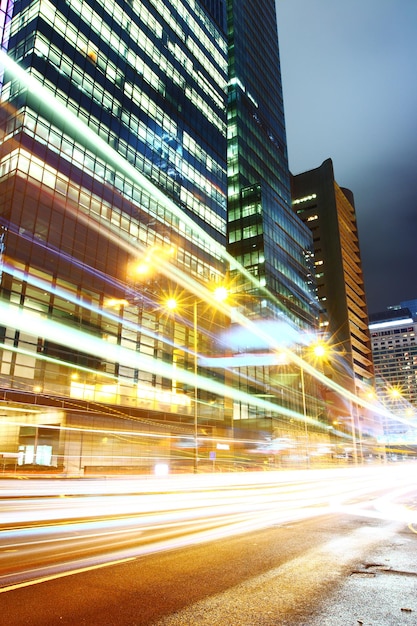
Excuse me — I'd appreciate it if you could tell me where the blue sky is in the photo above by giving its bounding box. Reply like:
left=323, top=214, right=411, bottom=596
left=276, top=0, right=417, bottom=313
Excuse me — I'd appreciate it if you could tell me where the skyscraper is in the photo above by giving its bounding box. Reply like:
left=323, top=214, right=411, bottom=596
left=225, top=0, right=323, bottom=440
left=291, top=159, right=378, bottom=447
left=0, top=0, right=334, bottom=472
left=0, top=0, right=230, bottom=472
left=369, top=305, right=417, bottom=447
left=226, top=0, right=317, bottom=326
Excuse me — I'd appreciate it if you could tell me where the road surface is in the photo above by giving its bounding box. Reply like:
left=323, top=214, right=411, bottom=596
left=1, top=465, right=416, bottom=624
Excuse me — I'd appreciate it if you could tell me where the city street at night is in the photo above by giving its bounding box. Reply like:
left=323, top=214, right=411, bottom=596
left=1, top=0, right=417, bottom=623
left=1, top=465, right=416, bottom=625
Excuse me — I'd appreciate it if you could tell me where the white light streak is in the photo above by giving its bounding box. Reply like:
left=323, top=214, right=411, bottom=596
left=0, top=466, right=416, bottom=591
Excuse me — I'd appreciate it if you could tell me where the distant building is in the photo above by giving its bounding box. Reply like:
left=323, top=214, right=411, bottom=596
left=388, top=299, right=417, bottom=322
left=291, top=159, right=377, bottom=444
left=369, top=306, right=417, bottom=442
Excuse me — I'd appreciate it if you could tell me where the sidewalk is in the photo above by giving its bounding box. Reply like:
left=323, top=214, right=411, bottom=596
left=308, top=523, right=417, bottom=626
left=152, top=514, right=417, bottom=626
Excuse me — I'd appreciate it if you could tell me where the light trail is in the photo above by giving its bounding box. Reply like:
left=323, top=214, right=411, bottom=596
left=0, top=476, right=363, bottom=526
left=0, top=464, right=416, bottom=593
left=0, top=299, right=328, bottom=428
left=1, top=258, right=305, bottom=427
left=2, top=251, right=404, bottom=431
left=2, top=258, right=171, bottom=348
left=0, top=51, right=412, bottom=434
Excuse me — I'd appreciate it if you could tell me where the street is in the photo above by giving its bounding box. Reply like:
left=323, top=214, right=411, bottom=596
left=1, top=465, right=416, bottom=625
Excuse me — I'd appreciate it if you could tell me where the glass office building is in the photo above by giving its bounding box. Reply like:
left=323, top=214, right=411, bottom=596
left=0, top=0, right=332, bottom=472
left=0, top=0, right=229, bottom=471
left=226, top=0, right=323, bottom=436
left=226, top=0, right=317, bottom=325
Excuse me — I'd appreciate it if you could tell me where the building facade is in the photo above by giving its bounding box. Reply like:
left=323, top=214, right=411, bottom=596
left=369, top=306, right=417, bottom=447
left=0, top=0, right=342, bottom=473
left=225, top=0, right=326, bottom=449
left=0, top=0, right=233, bottom=472
left=226, top=0, right=317, bottom=327
left=291, top=159, right=378, bottom=450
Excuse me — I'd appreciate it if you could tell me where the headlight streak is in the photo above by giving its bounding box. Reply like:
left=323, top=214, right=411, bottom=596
left=0, top=417, right=349, bottom=470
left=0, top=465, right=416, bottom=591
left=1, top=254, right=307, bottom=427
left=3, top=202, right=207, bottom=358
left=0, top=483, right=337, bottom=526
left=0, top=299, right=327, bottom=428
left=1, top=254, right=404, bottom=432
left=330, top=499, right=417, bottom=525
left=2, top=258, right=172, bottom=349
left=1, top=261, right=296, bottom=425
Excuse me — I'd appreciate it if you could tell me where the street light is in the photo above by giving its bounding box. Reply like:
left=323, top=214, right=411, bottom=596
left=299, top=364, right=309, bottom=468
left=310, top=340, right=360, bottom=465
left=298, top=341, right=329, bottom=469
left=388, top=386, right=402, bottom=401
left=293, top=342, right=328, bottom=469
left=166, top=286, right=228, bottom=473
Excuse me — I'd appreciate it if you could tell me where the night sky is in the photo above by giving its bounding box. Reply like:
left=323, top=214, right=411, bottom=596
left=276, top=0, right=417, bottom=315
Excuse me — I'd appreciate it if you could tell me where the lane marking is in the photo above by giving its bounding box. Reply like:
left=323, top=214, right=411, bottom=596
left=0, top=557, right=135, bottom=593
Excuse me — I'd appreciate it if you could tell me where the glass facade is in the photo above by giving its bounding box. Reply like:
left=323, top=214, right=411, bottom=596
left=0, top=0, right=229, bottom=449
left=225, top=0, right=322, bottom=430
left=0, top=0, right=333, bottom=471
left=226, top=0, right=317, bottom=327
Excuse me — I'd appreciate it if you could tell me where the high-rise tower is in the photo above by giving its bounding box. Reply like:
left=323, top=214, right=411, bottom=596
left=291, top=159, right=377, bottom=446
left=225, top=0, right=323, bottom=437
left=369, top=305, right=417, bottom=444
left=0, top=0, right=230, bottom=471
left=226, top=0, right=317, bottom=326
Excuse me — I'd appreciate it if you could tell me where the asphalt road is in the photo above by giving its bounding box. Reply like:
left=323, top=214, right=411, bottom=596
left=1, top=467, right=416, bottom=625
left=1, top=511, right=415, bottom=626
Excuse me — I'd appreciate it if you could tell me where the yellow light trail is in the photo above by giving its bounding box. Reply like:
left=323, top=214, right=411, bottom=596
left=0, top=298, right=328, bottom=428
left=0, top=465, right=416, bottom=591
left=0, top=52, right=411, bottom=433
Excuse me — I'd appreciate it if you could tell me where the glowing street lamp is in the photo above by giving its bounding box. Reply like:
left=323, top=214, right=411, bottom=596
left=309, top=339, right=360, bottom=465
left=312, top=343, right=326, bottom=359
left=388, top=386, right=402, bottom=401
left=165, top=286, right=228, bottom=473
left=298, top=340, right=329, bottom=469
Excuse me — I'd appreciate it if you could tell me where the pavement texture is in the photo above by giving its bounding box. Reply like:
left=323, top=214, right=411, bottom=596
left=307, top=524, right=417, bottom=626
left=152, top=521, right=417, bottom=626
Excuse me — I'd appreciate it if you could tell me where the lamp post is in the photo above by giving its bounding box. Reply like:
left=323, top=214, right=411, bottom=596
left=349, top=400, right=358, bottom=465
left=312, top=341, right=360, bottom=465
left=166, top=286, right=228, bottom=473
left=297, top=342, right=327, bottom=469
left=300, top=365, right=310, bottom=468
left=193, top=299, right=198, bottom=472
